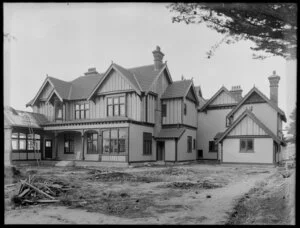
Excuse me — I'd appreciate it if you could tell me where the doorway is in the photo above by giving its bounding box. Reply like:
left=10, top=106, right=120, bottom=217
left=45, top=140, right=52, bottom=159
left=157, top=141, right=165, bottom=161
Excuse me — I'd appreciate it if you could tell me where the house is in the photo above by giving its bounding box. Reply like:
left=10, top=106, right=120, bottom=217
left=13, top=46, right=200, bottom=165
left=5, top=45, right=286, bottom=166
left=4, top=106, right=49, bottom=166
left=197, top=71, right=286, bottom=164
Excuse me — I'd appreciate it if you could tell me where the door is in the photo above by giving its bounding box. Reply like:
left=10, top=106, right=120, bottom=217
left=45, top=140, right=52, bottom=159
left=157, top=141, right=165, bottom=161
left=197, top=150, right=203, bottom=160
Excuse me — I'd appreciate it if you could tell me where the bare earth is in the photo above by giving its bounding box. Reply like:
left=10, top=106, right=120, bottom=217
left=4, top=164, right=293, bottom=224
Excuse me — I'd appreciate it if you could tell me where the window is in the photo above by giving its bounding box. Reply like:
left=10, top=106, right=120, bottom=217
left=193, top=139, right=196, bottom=150
left=209, top=141, right=218, bottom=152
left=107, top=96, right=125, bottom=117
left=27, top=134, right=40, bottom=150
left=75, top=103, right=89, bottom=119
left=102, top=128, right=128, bottom=154
left=55, top=102, right=63, bottom=120
left=162, top=104, right=167, bottom=117
left=187, top=136, right=192, bottom=153
left=184, top=103, right=187, bottom=115
left=87, top=133, right=98, bottom=154
left=64, top=135, right=74, bottom=154
left=240, top=139, right=254, bottom=153
left=143, top=132, right=152, bottom=155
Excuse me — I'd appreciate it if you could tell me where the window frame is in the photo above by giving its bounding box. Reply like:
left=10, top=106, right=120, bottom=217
left=184, top=103, right=187, bottom=115
left=75, top=102, right=89, bottom=119
left=209, top=141, right=218, bottom=152
left=102, top=128, right=128, bottom=154
left=64, top=134, right=75, bottom=154
left=193, top=139, right=196, bottom=150
left=107, top=95, right=126, bottom=117
left=143, top=132, right=152, bottom=155
left=187, top=136, right=192, bottom=153
left=87, top=133, right=98, bottom=154
left=55, top=102, right=63, bottom=121
left=162, top=103, right=167, bottom=117
left=240, top=138, right=254, bottom=153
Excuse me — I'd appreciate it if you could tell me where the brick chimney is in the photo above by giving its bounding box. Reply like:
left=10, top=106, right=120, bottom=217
left=84, top=67, right=98, bottom=75
left=268, top=70, right=280, bottom=105
left=152, top=46, right=164, bottom=71
left=230, top=85, right=243, bottom=101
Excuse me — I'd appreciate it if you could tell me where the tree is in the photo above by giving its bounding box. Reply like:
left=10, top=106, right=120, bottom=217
left=167, top=3, right=297, bottom=59
left=286, top=106, right=296, bottom=143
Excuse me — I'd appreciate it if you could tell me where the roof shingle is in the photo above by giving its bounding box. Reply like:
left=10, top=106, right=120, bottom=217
left=161, top=80, right=192, bottom=99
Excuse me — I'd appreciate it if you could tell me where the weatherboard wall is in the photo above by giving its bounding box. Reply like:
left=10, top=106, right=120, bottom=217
left=177, top=128, right=197, bottom=161
left=162, top=99, right=182, bottom=125
left=233, top=103, right=277, bottom=135
left=222, top=138, right=273, bottom=163
left=183, top=99, right=197, bottom=127
left=210, top=91, right=237, bottom=105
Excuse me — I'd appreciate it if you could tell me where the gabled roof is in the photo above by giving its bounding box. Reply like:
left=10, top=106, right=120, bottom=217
left=161, top=80, right=199, bottom=104
left=156, top=127, right=186, bottom=139
left=226, top=86, right=287, bottom=122
left=47, top=76, right=72, bottom=100
left=199, top=86, right=238, bottom=111
left=216, top=109, right=285, bottom=145
left=4, top=106, right=49, bottom=129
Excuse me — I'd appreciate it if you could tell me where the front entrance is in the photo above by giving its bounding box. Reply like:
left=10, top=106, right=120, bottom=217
left=45, top=140, right=52, bottom=159
left=157, top=141, right=165, bottom=161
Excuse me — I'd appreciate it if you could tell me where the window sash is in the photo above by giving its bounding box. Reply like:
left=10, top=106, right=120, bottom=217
left=143, top=132, right=152, bottom=155
left=107, top=96, right=125, bottom=117
left=102, top=128, right=127, bottom=154
left=240, top=139, right=254, bottom=153
left=162, top=104, right=167, bottom=117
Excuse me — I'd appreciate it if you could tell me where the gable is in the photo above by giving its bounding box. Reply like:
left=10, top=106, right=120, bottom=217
left=210, top=90, right=237, bottom=106
left=97, top=69, right=134, bottom=94
left=228, top=115, right=267, bottom=136
left=149, top=70, right=171, bottom=95
left=244, top=91, right=266, bottom=104
left=186, top=86, right=197, bottom=103
left=39, top=82, right=53, bottom=101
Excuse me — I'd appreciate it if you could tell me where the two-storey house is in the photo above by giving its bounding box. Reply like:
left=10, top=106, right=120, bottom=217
left=18, top=46, right=199, bottom=164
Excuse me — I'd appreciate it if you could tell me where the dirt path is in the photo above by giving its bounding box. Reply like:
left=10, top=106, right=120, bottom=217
left=5, top=169, right=273, bottom=224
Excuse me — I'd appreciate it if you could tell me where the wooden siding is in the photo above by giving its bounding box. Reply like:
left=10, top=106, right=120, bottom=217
left=147, top=94, right=156, bottom=123
left=228, top=115, right=267, bottom=136
left=97, top=69, right=133, bottom=94
left=126, top=93, right=142, bottom=121
left=211, top=91, right=236, bottom=105
left=39, top=82, right=53, bottom=100
left=183, top=99, right=197, bottom=127
left=162, top=99, right=182, bottom=124
left=36, top=102, right=54, bottom=121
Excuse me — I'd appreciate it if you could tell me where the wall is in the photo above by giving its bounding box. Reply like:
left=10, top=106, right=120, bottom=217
left=147, top=94, right=156, bottom=124
left=162, top=99, right=182, bottom=125
left=56, top=132, right=82, bottom=160
left=35, top=102, right=54, bottom=122
left=183, top=99, right=197, bottom=127
left=97, top=69, right=133, bottom=93
left=233, top=103, right=277, bottom=135
left=177, top=128, right=197, bottom=161
left=211, top=91, right=237, bottom=105
left=128, top=124, right=156, bottom=162
left=197, top=108, right=232, bottom=159
left=228, top=115, right=267, bottom=136
left=165, top=140, right=176, bottom=161
left=4, top=128, right=12, bottom=166
left=222, top=138, right=273, bottom=163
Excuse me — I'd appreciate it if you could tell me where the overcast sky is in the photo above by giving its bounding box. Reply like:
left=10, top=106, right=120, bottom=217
left=4, top=3, right=296, bottom=128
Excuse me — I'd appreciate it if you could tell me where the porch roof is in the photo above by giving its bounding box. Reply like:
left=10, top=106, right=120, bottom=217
left=156, top=127, right=186, bottom=139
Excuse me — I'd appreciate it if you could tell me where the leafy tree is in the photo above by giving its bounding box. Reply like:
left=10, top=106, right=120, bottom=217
left=286, top=106, right=296, bottom=143
left=167, top=3, right=297, bottom=59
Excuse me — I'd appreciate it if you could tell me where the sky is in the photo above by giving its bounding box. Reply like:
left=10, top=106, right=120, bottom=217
left=4, top=3, right=297, bottom=129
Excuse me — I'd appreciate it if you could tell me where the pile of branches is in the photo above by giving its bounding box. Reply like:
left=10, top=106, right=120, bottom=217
left=12, top=175, right=72, bottom=206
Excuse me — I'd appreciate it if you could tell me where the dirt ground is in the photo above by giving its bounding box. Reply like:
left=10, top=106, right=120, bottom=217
left=4, top=163, right=295, bottom=224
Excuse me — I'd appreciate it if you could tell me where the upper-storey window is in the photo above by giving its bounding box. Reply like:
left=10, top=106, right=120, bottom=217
left=75, top=103, right=89, bottom=119
left=107, top=96, right=125, bottom=117
left=184, top=103, right=187, bottom=115
left=55, top=102, right=63, bottom=120
left=162, top=104, right=167, bottom=117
